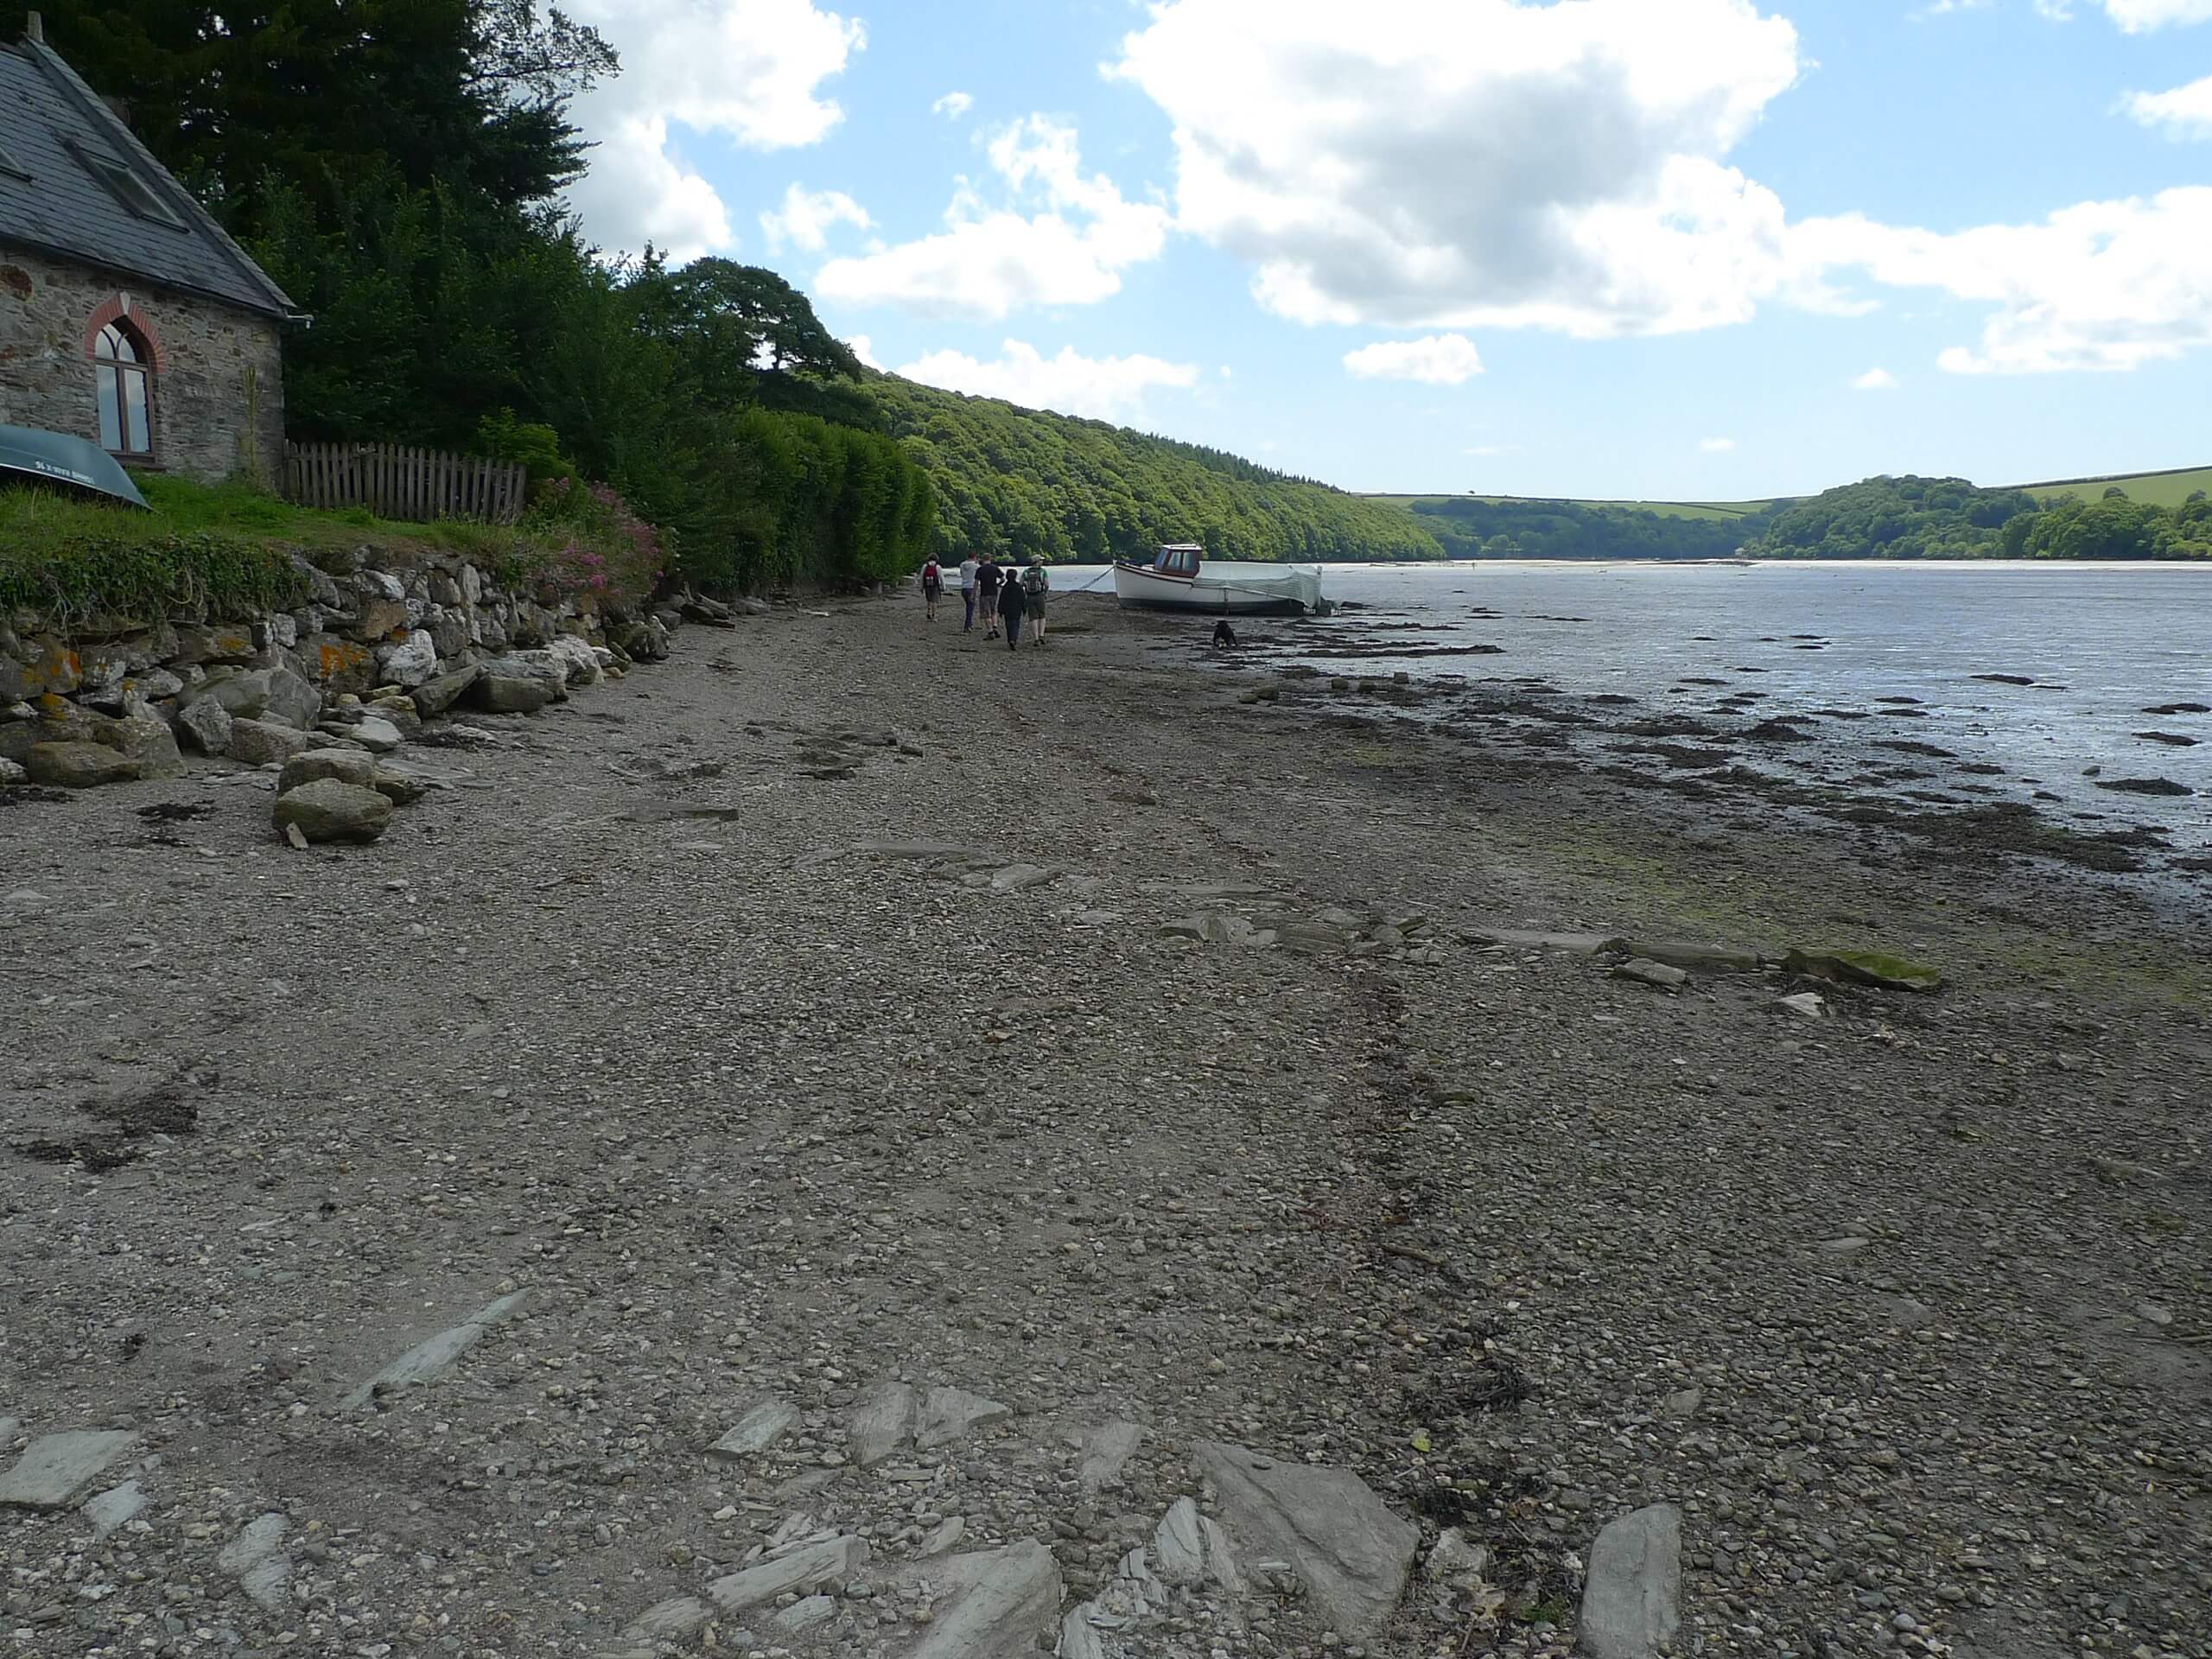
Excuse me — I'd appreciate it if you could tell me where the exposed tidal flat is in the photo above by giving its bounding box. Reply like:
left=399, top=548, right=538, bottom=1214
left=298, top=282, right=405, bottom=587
left=1, top=590, right=2207, bottom=1659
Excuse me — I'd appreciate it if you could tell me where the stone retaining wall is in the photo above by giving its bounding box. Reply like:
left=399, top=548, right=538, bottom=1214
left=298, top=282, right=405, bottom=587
left=0, top=540, right=677, bottom=791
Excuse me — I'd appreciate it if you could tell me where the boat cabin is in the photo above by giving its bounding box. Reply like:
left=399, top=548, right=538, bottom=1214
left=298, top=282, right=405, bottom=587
left=1153, top=543, right=1203, bottom=577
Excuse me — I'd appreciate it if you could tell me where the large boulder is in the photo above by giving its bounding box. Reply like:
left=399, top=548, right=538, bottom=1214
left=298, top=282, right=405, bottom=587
left=377, top=629, right=439, bottom=688
left=0, top=635, right=82, bottom=700
left=297, top=634, right=378, bottom=696
left=410, top=663, right=481, bottom=717
left=168, top=622, right=257, bottom=666
left=27, top=741, right=139, bottom=788
left=273, top=777, right=393, bottom=843
left=0, top=701, right=99, bottom=766
left=175, top=696, right=234, bottom=756
left=427, top=609, right=470, bottom=658
left=228, top=718, right=316, bottom=766
left=541, top=634, right=602, bottom=687
left=188, top=669, right=270, bottom=722
left=260, top=664, right=323, bottom=731
left=346, top=571, right=410, bottom=641
left=470, top=658, right=564, bottom=715
left=278, top=748, right=378, bottom=792
left=95, top=712, right=185, bottom=780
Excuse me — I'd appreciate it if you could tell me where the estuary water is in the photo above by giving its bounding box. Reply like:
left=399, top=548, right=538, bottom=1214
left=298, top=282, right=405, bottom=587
left=1057, top=558, right=2212, bottom=851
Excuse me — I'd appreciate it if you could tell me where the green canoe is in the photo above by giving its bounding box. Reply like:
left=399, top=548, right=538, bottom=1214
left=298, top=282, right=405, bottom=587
left=0, top=422, right=150, bottom=508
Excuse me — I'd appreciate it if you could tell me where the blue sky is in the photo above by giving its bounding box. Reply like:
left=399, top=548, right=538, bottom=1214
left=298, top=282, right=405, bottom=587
left=561, top=0, right=2212, bottom=499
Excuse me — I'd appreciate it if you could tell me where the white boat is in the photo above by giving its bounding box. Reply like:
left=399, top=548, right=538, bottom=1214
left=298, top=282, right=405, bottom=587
left=1111, top=544, right=1329, bottom=616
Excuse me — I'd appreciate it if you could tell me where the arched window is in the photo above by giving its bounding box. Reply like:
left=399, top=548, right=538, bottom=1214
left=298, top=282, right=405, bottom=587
left=93, top=320, right=154, bottom=456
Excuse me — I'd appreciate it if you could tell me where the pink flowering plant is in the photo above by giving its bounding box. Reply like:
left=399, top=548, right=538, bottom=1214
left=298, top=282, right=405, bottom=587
left=512, top=477, right=669, bottom=612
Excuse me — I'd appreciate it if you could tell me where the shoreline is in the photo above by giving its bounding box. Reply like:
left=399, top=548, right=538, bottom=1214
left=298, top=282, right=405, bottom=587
left=2, top=594, right=2207, bottom=1659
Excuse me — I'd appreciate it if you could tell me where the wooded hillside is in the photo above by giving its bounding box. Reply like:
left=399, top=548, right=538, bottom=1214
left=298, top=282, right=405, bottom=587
left=869, top=378, right=1443, bottom=565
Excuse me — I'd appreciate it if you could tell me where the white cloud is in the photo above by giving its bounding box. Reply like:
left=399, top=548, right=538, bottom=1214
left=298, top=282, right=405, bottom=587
left=817, top=116, right=1171, bottom=317
left=1701, top=436, right=1737, bottom=452
left=2123, top=73, right=2212, bottom=137
left=1797, top=188, right=2212, bottom=372
left=2094, top=0, right=2212, bottom=27
left=848, top=334, right=882, bottom=371
left=563, top=0, right=864, bottom=260
left=933, top=91, right=975, bottom=119
left=1343, top=334, right=1486, bottom=385
left=760, top=183, right=874, bottom=252
left=893, top=339, right=1200, bottom=421
left=1852, top=366, right=1900, bottom=390
left=1108, top=0, right=1808, bottom=339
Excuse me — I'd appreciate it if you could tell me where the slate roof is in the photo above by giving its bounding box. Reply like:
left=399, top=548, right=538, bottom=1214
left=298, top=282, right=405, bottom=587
left=0, top=33, right=296, bottom=319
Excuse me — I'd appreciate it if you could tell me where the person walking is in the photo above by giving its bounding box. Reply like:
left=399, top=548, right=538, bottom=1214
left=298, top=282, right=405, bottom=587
left=976, top=556, right=1004, bottom=640
left=1020, top=556, right=1050, bottom=646
left=920, top=556, right=944, bottom=623
left=998, top=564, right=1027, bottom=649
left=958, top=552, right=980, bottom=632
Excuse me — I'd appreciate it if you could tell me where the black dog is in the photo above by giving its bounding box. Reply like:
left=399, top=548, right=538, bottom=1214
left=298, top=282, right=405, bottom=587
left=1211, top=619, right=1240, bottom=648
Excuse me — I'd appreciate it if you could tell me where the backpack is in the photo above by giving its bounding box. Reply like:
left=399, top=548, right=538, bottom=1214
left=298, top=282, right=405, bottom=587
left=1022, top=563, right=1047, bottom=594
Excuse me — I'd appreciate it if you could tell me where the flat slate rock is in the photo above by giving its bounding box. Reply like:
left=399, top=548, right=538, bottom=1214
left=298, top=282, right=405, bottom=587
left=1462, top=925, right=1615, bottom=956
left=1194, top=1442, right=1417, bottom=1637
left=82, top=1478, right=148, bottom=1541
left=1074, top=1420, right=1146, bottom=1492
left=849, top=1379, right=918, bottom=1466
left=345, top=1290, right=528, bottom=1408
left=915, top=1385, right=1012, bottom=1449
left=708, top=1534, right=870, bottom=1611
left=0, top=1430, right=141, bottom=1510
left=899, top=1541, right=1063, bottom=1659
left=1579, top=1503, right=1683, bottom=1659
left=709, top=1397, right=800, bottom=1461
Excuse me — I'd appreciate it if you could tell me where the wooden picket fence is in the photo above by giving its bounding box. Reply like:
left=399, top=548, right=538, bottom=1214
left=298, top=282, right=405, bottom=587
left=283, top=442, right=527, bottom=524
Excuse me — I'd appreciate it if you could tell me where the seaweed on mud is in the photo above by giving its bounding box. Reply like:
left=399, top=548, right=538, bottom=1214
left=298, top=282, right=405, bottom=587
left=11, top=1083, right=200, bottom=1173
left=0, top=786, right=73, bottom=806
left=1901, top=803, right=2167, bottom=873
left=137, top=801, right=213, bottom=823
left=1745, top=718, right=1815, bottom=743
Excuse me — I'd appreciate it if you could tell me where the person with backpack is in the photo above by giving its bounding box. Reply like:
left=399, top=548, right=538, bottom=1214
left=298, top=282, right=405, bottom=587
left=976, top=556, right=1004, bottom=640
left=997, top=562, right=1027, bottom=649
left=919, top=556, right=944, bottom=623
left=1020, top=557, right=1050, bottom=646
left=958, top=552, right=980, bottom=632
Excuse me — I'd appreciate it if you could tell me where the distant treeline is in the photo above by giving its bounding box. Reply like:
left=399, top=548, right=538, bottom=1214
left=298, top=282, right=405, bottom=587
left=872, top=377, right=1441, bottom=565
left=1407, top=476, right=2212, bottom=563
left=1408, top=497, right=1773, bottom=561
left=1750, top=476, right=2212, bottom=562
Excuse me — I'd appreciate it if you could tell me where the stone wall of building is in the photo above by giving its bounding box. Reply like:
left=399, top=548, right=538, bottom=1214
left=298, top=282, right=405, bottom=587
left=0, top=245, right=285, bottom=485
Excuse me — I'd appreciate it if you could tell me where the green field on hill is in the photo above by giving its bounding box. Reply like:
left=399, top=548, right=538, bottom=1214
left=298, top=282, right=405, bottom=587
left=2017, top=467, right=2212, bottom=511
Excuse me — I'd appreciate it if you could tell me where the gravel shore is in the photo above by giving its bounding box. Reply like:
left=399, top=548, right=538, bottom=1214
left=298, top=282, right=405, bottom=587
left=3, top=591, right=2207, bottom=1659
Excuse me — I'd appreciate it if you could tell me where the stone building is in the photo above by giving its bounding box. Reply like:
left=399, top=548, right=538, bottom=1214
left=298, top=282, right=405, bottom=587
left=0, top=14, right=296, bottom=485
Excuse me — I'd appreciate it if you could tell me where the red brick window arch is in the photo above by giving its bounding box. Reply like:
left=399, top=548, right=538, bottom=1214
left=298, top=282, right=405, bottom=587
left=86, top=299, right=161, bottom=458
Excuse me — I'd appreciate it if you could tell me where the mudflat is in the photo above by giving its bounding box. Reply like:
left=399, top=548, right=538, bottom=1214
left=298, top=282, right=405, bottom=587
left=2, top=592, right=2206, bottom=1659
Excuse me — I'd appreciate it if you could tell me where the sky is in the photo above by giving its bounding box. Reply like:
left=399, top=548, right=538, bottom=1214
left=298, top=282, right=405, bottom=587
left=555, top=0, right=2212, bottom=500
